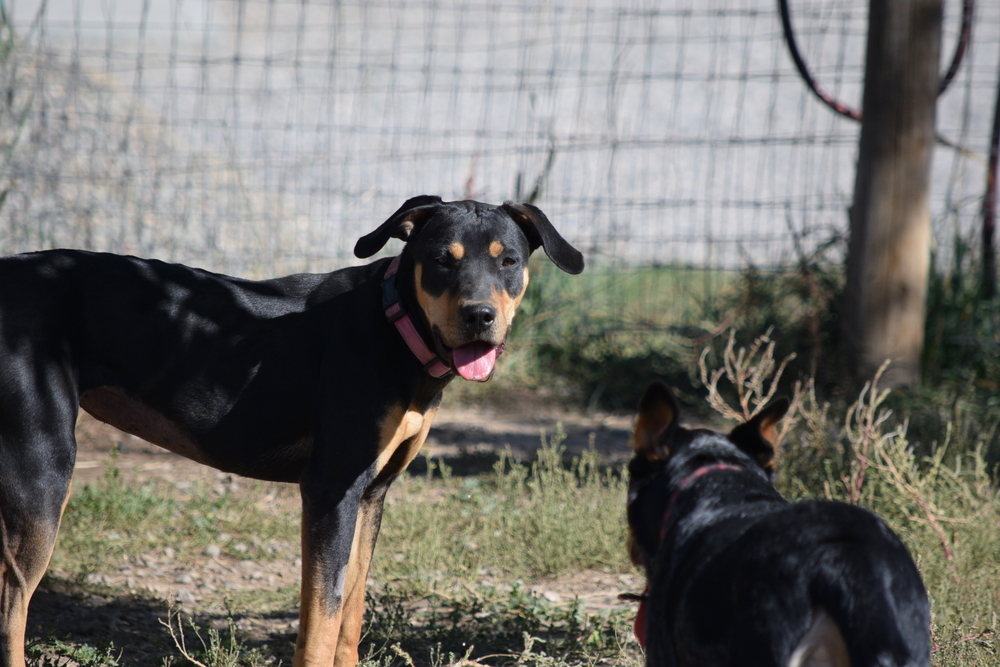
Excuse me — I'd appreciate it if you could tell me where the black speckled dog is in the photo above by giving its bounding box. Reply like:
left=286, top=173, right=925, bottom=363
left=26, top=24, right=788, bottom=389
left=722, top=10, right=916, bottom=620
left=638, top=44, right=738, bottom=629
left=626, top=381, right=930, bottom=667
left=0, top=196, right=583, bottom=667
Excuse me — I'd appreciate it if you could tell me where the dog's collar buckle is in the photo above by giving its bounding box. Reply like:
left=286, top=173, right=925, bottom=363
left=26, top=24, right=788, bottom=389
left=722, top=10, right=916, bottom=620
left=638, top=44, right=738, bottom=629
left=382, top=255, right=452, bottom=378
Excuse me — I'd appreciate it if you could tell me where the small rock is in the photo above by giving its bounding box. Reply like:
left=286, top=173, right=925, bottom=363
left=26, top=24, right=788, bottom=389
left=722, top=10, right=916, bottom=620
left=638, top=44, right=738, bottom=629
left=205, top=544, right=222, bottom=558
left=163, top=547, right=176, bottom=559
left=175, top=573, right=195, bottom=585
left=175, top=588, right=197, bottom=604
left=233, top=542, right=249, bottom=554
left=543, top=591, right=562, bottom=603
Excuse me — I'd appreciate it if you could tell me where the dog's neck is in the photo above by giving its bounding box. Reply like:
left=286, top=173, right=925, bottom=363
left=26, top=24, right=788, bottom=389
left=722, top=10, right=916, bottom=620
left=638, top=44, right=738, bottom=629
left=382, top=254, right=452, bottom=378
left=657, top=462, right=744, bottom=540
left=631, top=461, right=744, bottom=650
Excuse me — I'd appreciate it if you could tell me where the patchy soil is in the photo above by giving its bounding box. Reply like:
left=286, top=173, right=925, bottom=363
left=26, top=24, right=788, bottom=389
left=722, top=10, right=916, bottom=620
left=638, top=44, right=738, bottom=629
left=29, top=405, right=640, bottom=665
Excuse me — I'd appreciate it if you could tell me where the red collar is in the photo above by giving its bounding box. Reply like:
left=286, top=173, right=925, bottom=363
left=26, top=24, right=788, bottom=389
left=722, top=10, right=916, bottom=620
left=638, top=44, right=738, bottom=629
left=382, top=255, right=452, bottom=378
left=632, top=462, right=743, bottom=649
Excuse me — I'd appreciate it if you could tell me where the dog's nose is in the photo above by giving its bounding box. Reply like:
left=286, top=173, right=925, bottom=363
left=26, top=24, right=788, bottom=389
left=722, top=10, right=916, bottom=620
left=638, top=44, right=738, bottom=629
left=460, top=303, right=496, bottom=332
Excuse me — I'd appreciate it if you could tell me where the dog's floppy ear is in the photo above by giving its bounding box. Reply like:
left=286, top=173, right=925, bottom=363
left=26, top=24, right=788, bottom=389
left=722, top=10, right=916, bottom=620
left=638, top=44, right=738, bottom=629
left=631, top=381, right=680, bottom=460
left=354, top=195, right=445, bottom=258
left=728, top=398, right=789, bottom=475
left=501, top=201, right=585, bottom=275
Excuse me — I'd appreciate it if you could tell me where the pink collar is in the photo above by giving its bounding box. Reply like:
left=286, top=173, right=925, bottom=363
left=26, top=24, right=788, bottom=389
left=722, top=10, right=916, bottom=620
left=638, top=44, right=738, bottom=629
left=382, top=255, right=453, bottom=378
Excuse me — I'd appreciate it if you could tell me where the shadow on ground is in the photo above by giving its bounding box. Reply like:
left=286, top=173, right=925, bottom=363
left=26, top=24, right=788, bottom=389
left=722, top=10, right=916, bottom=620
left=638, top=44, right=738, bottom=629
left=412, top=416, right=632, bottom=476
left=421, top=409, right=634, bottom=474
left=28, top=578, right=297, bottom=665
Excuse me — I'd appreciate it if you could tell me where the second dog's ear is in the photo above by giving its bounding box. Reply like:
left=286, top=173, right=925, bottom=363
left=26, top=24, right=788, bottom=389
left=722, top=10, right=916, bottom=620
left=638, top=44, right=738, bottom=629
left=502, top=201, right=585, bottom=275
left=354, top=195, right=445, bottom=258
left=728, top=398, right=789, bottom=475
left=631, top=381, right=680, bottom=459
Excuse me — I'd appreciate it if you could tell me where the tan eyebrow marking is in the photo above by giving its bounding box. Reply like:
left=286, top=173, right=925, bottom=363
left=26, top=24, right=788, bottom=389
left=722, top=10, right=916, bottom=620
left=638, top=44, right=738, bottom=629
left=449, top=242, right=465, bottom=260
left=489, top=241, right=504, bottom=258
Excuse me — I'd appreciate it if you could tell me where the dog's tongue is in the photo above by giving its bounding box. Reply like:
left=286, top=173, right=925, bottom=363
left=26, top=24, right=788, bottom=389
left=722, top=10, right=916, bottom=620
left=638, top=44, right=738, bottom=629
left=453, top=342, right=498, bottom=382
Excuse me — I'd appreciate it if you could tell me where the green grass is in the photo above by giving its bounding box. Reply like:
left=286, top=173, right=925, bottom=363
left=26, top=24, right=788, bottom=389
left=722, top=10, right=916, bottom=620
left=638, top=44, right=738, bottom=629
left=360, top=585, right=637, bottom=667
left=27, top=638, right=122, bottom=667
left=53, top=454, right=301, bottom=580
left=374, top=436, right=630, bottom=591
left=512, top=260, right=734, bottom=341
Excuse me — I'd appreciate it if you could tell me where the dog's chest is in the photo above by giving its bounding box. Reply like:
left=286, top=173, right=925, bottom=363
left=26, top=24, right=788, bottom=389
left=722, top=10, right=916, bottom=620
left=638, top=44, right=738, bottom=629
left=374, top=403, right=439, bottom=475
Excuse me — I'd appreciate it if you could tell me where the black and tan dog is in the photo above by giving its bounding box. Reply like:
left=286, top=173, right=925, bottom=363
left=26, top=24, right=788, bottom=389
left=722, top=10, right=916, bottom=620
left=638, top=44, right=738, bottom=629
left=626, top=382, right=930, bottom=667
left=0, top=196, right=583, bottom=667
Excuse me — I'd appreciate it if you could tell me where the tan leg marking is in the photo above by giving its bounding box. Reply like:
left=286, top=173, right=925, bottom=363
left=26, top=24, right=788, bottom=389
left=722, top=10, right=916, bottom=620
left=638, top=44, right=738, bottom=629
left=332, top=500, right=382, bottom=667
left=294, top=521, right=342, bottom=667
left=1, top=483, right=71, bottom=667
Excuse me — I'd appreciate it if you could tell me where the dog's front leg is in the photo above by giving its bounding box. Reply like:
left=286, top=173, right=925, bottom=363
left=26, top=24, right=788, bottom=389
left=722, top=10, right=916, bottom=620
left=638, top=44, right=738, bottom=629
left=294, top=469, right=364, bottom=667
left=295, top=458, right=392, bottom=667
left=332, top=485, right=389, bottom=667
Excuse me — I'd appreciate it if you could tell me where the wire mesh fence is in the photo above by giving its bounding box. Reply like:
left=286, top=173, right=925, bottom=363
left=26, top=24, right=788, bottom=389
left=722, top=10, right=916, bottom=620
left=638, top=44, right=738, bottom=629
left=0, top=0, right=997, bottom=285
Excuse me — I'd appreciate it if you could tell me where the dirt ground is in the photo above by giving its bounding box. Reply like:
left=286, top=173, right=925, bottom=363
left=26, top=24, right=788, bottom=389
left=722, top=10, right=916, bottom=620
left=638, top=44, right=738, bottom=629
left=28, top=405, right=641, bottom=665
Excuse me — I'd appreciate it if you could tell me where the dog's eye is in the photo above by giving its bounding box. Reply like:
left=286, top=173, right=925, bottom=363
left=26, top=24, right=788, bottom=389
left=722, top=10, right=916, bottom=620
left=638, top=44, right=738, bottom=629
left=502, top=257, right=517, bottom=267
left=435, top=256, right=450, bottom=265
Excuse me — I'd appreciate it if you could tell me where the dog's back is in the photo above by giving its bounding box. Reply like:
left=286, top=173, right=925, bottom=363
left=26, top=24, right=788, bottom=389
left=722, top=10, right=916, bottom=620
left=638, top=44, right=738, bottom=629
left=627, top=382, right=930, bottom=667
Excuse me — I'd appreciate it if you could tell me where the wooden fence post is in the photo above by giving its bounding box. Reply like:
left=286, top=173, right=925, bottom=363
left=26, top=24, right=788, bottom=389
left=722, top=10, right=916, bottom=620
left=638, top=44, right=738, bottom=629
left=843, top=0, right=943, bottom=387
